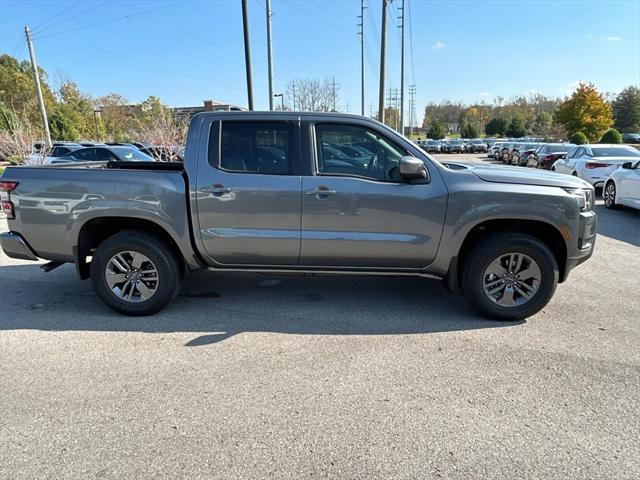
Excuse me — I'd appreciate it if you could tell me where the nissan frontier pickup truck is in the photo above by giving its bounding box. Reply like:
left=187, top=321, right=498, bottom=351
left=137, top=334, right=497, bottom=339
left=0, top=112, right=596, bottom=319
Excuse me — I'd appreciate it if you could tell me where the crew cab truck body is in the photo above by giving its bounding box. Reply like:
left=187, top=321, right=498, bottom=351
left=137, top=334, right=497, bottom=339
left=1, top=112, right=596, bottom=320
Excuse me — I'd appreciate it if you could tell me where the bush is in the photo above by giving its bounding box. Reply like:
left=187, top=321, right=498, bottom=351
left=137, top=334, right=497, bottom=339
left=599, top=128, right=622, bottom=144
left=569, top=132, right=588, bottom=145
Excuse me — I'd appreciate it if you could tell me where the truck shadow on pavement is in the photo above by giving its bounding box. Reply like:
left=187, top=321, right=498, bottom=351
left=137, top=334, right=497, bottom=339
left=0, top=265, right=523, bottom=345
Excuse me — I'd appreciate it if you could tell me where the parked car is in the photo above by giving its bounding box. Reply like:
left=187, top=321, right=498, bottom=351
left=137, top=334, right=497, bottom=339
left=489, top=141, right=507, bottom=159
left=511, top=143, right=541, bottom=166
left=25, top=143, right=82, bottom=165
left=440, top=140, right=451, bottom=153
left=621, top=133, right=640, bottom=144
left=499, top=142, right=517, bottom=163
left=526, top=144, right=575, bottom=169
left=0, top=111, right=596, bottom=320
left=603, top=159, right=640, bottom=210
left=52, top=146, right=156, bottom=164
left=424, top=140, right=442, bottom=153
left=447, top=140, right=465, bottom=153
left=467, top=139, right=488, bottom=153
left=551, top=144, right=640, bottom=188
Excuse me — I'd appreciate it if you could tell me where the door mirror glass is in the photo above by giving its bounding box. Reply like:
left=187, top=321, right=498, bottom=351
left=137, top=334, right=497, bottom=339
left=622, top=161, right=633, bottom=169
left=399, top=156, right=427, bottom=179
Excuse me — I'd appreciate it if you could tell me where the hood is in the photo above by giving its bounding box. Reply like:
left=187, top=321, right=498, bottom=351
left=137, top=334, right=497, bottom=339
left=470, top=165, right=591, bottom=189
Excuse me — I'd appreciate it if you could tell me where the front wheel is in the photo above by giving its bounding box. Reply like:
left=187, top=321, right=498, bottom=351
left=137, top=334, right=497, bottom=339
left=90, top=232, right=183, bottom=315
left=461, top=233, right=559, bottom=320
left=603, top=181, right=618, bottom=209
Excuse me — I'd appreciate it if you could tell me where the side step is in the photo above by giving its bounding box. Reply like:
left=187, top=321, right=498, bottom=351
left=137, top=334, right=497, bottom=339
left=40, top=261, right=64, bottom=273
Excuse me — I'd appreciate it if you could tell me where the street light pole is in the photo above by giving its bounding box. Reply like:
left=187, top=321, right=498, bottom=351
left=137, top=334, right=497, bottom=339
left=241, top=0, right=254, bottom=110
left=93, top=108, right=101, bottom=141
left=274, top=93, right=284, bottom=110
left=266, top=0, right=274, bottom=110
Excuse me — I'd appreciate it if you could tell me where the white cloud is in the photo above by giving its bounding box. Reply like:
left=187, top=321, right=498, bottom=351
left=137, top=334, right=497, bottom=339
left=605, top=36, right=622, bottom=41
left=478, top=91, right=490, bottom=97
left=432, top=41, right=446, bottom=50
left=560, top=80, right=583, bottom=95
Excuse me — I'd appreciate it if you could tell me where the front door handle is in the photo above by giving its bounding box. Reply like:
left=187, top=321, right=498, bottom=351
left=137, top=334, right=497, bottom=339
left=305, top=187, right=336, bottom=196
left=200, top=185, right=231, bottom=195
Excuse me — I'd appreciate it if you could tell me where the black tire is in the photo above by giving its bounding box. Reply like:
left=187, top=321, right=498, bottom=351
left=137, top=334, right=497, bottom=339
left=90, top=231, right=183, bottom=316
left=461, top=233, right=559, bottom=321
left=603, top=181, right=618, bottom=209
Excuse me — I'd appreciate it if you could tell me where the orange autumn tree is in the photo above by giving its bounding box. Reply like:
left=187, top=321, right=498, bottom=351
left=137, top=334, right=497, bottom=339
left=555, top=82, right=613, bottom=142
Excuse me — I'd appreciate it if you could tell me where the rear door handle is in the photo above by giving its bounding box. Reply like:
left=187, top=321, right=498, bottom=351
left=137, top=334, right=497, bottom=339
left=305, top=188, right=336, bottom=196
left=200, top=186, right=231, bottom=195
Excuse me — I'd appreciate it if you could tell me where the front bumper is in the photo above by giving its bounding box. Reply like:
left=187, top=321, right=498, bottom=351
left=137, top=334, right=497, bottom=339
left=561, top=211, right=597, bottom=282
left=0, top=231, right=39, bottom=261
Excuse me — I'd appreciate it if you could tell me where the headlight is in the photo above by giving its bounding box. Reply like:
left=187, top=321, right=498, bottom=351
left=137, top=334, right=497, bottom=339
left=564, top=187, right=594, bottom=212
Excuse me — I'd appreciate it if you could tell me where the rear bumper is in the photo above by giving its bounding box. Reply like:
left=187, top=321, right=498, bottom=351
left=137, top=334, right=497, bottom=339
left=0, top=231, right=39, bottom=261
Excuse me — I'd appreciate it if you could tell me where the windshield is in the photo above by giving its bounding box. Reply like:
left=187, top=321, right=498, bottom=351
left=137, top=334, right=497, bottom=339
left=591, top=147, right=640, bottom=157
left=111, top=147, right=155, bottom=161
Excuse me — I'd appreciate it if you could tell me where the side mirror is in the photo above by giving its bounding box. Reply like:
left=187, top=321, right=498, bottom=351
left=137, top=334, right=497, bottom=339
left=399, top=156, right=427, bottom=179
left=622, top=162, right=633, bottom=169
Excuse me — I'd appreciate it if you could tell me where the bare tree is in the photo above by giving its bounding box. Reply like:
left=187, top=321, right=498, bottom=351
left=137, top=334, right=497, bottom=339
left=286, top=78, right=336, bottom=112
left=133, top=100, right=187, bottom=161
left=0, top=111, right=42, bottom=164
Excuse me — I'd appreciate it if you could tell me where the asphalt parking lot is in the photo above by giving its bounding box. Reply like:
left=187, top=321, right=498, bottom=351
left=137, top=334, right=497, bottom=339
left=1, top=156, right=639, bottom=479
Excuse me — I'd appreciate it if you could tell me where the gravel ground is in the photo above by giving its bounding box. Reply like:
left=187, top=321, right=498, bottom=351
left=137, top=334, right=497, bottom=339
left=1, top=157, right=639, bottom=479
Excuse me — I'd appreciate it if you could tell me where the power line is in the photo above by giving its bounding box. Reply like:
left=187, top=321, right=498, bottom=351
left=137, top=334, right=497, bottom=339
left=33, top=1, right=190, bottom=40
left=30, top=0, right=84, bottom=35
left=280, top=0, right=351, bottom=32
left=31, top=0, right=110, bottom=36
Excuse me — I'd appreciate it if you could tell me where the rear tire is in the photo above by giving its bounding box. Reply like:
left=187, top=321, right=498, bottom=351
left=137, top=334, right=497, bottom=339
left=90, top=232, right=182, bottom=316
left=461, top=233, right=559, bottom=321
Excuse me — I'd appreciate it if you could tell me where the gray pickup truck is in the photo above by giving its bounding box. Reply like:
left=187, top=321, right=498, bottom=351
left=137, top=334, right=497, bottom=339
left=0, top=112, right=596, bottom=320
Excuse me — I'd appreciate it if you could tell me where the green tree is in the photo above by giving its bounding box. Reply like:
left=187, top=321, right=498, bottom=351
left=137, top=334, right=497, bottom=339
left=555, top=82, right=613, bottom=141
left=460, top=122, right=478, bottom=138
left=612, top=86, right=640, bottom=133
left=569, top=132, right=588, bottom=145
left=485, top=117, right=507, bottom=136
left=426, top=120, right=446, bottom=139
left=505, top=116, right=527, bottom=137
left=531, top=111, right=553, bottom=138
left=599, top=128, right=622, bottom=144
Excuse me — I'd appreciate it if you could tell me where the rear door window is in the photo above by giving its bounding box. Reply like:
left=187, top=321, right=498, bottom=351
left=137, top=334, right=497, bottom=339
left=217, top=122, right=291, bottom=175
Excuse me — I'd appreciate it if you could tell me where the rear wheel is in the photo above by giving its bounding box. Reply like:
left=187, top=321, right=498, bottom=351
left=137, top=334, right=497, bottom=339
left=90, top=232, right=182, bottom=315
left=603, top=181, right=618, bottom=209
left=461, top=233, right=559, bottom=320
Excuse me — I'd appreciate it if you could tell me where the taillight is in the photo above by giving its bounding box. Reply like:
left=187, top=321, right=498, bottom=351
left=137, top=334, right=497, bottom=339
left=0, top=181, right=18, bottom=192
left=1, top=200, right=15, bottom=219
left=585, top=162, right=609, bottom=169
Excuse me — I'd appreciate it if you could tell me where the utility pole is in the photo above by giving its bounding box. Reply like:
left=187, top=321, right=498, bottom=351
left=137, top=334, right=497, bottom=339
left=331, top=77, right=338, bottom=112
left=24, top=26, right=51, bottom=148
left=241, top=0, right=254, bottom=110
left=266, top=0, right=274, bottom=110
left=409, top=84, right=416, bottom=137
left=378, top=0, right=388, bottom=124
left=357, top=0, right=365, bottom=116
left=369, top=103, right=375, bottom=118
left=398, top=0, right=405, bottom=136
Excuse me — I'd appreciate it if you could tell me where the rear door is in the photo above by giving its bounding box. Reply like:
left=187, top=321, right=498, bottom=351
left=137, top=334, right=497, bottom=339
left=195, top=120, right=302, bottom=266
left=299, top=121, right=447, bottom=268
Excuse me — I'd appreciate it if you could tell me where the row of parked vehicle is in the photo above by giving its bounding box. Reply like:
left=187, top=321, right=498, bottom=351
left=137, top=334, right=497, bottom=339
left=25, top=141, right=184, bottom=165
left=418, top=138, right=505, bottom=154
left=490, top=140, right=640, bottom=210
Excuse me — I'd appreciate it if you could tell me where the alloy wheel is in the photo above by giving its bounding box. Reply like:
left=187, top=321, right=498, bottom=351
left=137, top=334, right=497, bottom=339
left=482, top=253, right=541, bottom=307
left=604, top=183, right=616, bottom=207
left=105, top=250, right=159, bottom=303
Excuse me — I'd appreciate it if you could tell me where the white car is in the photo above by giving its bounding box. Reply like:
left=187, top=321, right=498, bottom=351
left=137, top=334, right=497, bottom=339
left=603, top=159, right=640, bottom=210
left=551, top=144, right=640, bottom=188
left=24, top=144, right=82, bottom=166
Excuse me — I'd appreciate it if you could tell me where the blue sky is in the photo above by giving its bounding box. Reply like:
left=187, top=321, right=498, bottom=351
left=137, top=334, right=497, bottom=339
left=1, top=0, right=639, bottom=124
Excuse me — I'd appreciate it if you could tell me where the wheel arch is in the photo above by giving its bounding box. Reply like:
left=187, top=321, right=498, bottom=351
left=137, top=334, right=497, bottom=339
left=446, top=219, right=567, bottom=292
left=75, top=216, right=199, bottom=280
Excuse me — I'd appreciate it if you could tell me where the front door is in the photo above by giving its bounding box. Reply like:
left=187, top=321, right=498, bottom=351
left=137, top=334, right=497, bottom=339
left=300, top=122, right=447, bottom=268
left=195, top=120, right=301, bottom=266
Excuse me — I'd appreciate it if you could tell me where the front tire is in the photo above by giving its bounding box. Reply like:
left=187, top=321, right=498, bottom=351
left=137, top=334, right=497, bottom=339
left=603, top=181, right=618, bottom=209
left=90, top=232, right=183, bottom=316
left=461, top=233, right=559, bottom=320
